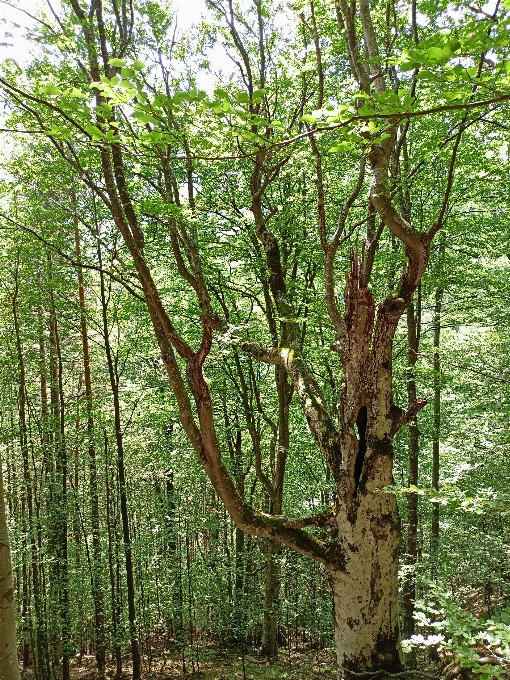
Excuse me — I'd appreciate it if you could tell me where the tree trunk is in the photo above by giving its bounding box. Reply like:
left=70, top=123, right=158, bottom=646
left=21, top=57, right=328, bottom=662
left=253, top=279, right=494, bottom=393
left=12, top=290, right=31, bottom=670
left=48, top=258, right=71, bottom=680
left=261, top=541, right=280, bottom=658
left=36, top=302, right=52, bottom=680
left=98, top=242, right=141, bottom=680
left=330, top=252, right=426, bottom=678
left=74, top=218, right=106, bottom=678
left=431, top=284, right=443, bottom=565
left=403, top=292, right=421, bottom=640
left=0, top=452, right=21, bottom=680
left=331, top=476, right=401, bottom=676
left=104, top=434, right=123, bottom=680
left=261, top=366, right=291, bottom=658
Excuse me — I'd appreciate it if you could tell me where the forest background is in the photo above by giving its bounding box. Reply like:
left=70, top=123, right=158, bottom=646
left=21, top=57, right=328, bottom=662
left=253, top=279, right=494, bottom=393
left=0, top=1, right=509, bottom=680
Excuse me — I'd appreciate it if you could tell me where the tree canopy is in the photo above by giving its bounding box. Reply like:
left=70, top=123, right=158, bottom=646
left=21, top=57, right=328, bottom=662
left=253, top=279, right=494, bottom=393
left=0, top=1, right=510, bottom=680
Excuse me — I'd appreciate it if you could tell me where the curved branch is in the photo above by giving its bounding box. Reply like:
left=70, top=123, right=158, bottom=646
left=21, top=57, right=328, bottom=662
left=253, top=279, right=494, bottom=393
left=241, top=343, right=342, bottom=484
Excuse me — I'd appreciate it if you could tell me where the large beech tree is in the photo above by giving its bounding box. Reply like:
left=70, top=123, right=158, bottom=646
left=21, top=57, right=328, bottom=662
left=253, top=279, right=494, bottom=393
left=1, top=0, right=510, bottom=677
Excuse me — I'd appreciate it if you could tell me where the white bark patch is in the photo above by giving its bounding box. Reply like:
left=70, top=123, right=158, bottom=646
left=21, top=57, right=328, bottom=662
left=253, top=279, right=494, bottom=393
left=330, top=491, right=400, bottom=678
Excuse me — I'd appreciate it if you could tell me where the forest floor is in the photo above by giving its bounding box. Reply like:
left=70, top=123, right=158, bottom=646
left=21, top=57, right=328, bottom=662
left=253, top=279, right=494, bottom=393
left=24, top=648, right=338, bottom=680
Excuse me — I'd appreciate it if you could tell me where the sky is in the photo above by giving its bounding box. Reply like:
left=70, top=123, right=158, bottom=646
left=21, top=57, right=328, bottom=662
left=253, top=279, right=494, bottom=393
left=0, top=0, right=208, bottom=64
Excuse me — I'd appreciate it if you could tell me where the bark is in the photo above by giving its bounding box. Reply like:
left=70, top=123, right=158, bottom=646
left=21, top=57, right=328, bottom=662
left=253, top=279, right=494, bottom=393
left=261, top=366, right=291, bottom=658
left=261, top=541, right=281, bottom=658
left=0, top=453, right=21, bottom=680
left=36, top=305, right=52, bottom=680
left=431, top=284, right=443, bottom=564
left=104, top=434, right=123, bottom=680
left=98, top=242, right=141, bottom=680
left=48, top=257, right=72, bottom=680
left=12, top=290, right=30, bottom=670
left=74, top=218, right=106, bottom=678
left=330, top=493, right=401, bottom=675
left=403, top=294, right=421, bottom=640
left=327, top=254, right=406, bottom=676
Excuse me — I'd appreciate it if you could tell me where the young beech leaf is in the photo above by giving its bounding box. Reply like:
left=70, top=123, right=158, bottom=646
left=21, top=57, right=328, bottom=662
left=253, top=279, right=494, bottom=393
left=301, top=114, right=318, bottom=123
left=400, top=62, right=417, bottom=72
left=85, top=124, right=103, bottom=139
left=373, top=133, right=391, bottom=143
left=236, top=92, right=251, bottom=104
left=109, top=57, right=126, bottom=67
left=67, top=87, right=87, bottom=98
left=41, top=84, right=61, bottom=96
left=214, top=87, right=229, bottom=99
left=329, top=142, right=351, bottom=152
left=132, top=60, right=145, bottom=70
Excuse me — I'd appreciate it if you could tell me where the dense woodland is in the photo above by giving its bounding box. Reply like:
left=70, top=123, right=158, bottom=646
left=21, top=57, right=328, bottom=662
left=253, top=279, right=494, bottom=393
left=0, top=1, right=509, bottom=680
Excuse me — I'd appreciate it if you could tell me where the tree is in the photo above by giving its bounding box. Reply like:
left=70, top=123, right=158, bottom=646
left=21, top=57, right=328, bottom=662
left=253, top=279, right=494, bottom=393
left=1, top=0, right=510, bottom=676
left=0, top=453, right=21, bottom=680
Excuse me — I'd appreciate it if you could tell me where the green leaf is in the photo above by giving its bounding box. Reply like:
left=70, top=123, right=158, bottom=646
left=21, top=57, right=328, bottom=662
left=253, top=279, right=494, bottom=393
left=132, top=60, right=145, bottom=70
left=41, top=84, right=62, bottom=96
left=426, top=46, right=452, bottom=62
left=373, top=133, right=391, bottom=143
left=85, top=124, right=103, bottom=139
left=109, top=57, right=126, bottom=67
left=118, top=80, right=135, bottom=90
left=214, top=87, right=229, bottom=100
left=66, top=87, right=87, bottom=99
left=121, top=67, right=135, bottom=78
left=235, top=92, right=251, bottom=104
left=252, top=88, right=266, bottom=102
left=300, top=114, right=318, bottom=123
left=328, top=142, right=351, bottom=152
left=133, top=111, right=158, bottom=124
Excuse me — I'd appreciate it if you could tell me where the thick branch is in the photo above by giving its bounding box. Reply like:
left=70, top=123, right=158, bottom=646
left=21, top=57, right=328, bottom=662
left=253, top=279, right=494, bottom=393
left=390, top=399, right=427, bottom=437
left=241, top=343, right=342, bottom=484
left=263, top=504, right=337, bottom=529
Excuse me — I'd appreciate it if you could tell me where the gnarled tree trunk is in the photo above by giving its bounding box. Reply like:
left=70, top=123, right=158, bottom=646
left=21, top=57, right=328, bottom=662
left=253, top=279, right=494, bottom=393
left=327, top=253, right=421, bottom=676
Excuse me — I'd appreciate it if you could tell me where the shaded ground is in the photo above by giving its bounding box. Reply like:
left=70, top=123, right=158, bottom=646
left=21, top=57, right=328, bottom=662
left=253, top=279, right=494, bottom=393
left=22, top=649, right=337, bottom=680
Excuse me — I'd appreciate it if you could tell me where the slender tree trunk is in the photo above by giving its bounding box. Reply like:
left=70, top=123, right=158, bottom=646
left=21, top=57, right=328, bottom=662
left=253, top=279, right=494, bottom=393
left=10, top=267, right=28, bottom=669
left=162, top=467, right=184, bottom=656
left=0, top=452, right=21, bottom=680
left=36, top=302, right=52, bottom=680
left=261, top=541, right=280, bottom=657
left=12, top=286, right=35, bottom=670
left=74, top=219, right=106, bottom=678
left=98, top=243, right=141, bottom=680
left=104, top=434, right=123, bottom=680
left=403, top=289, right=421, bottom=640
left=431, top=285, right=443, bottom=565
left=48, top=259, right=71, bottom=680
left=261, top=367, right=291, bottom=658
